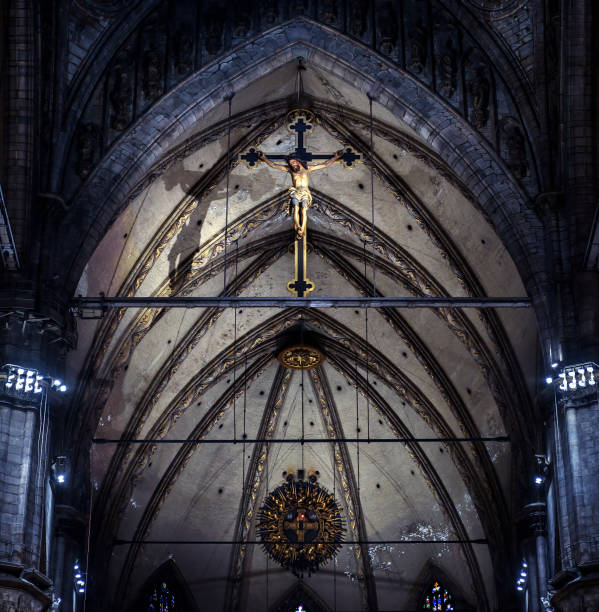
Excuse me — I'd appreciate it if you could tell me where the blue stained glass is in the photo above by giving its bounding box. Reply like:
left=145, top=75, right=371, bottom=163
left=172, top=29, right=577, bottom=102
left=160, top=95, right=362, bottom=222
left=148, top=581, right=175, bottom=611
left=423, top=582, right=453, bottom=611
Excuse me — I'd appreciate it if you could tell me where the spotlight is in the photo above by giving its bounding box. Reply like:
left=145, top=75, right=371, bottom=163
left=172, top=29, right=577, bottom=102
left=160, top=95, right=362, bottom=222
left=551, top=362, right=558, bottom=369
left=535, top=476, right=544, bottom=485
left=52, top=456, right=68, bottom=486
left=545, top=376, right=553, bottom=384
left=59, top=384, right=67, bottom=393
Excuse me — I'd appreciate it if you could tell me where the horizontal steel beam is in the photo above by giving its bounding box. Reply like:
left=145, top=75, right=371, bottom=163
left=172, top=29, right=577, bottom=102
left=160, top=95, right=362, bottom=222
left=71, top=295, right=531, bottom=312
left=113, top=538, right=488, bottom=545
left=93, top=436, right=509, bottom=445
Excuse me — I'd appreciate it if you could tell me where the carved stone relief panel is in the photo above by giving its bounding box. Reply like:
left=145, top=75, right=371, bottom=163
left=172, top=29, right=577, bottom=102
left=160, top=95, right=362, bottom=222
left=263, top=0, right=279, bottom=26
left=139, top=14, right=167, bottom=111
left=377, top=2, right=398, bottom=58
left=404, top=0, right=432, bottom=85
left=173, top=23, right=194, bottom=76
left=319, top=0, right=338, bottom=26
left=108, top=49, right=134, bottom=132
left=500, top=117, right=528, bottom=180
left=433, top=12, right=459, bottom=102
left=204, top=11, right=225, bottom=56
left=464, top=48, right=492, bottom=131
left=347, top=0, right=367, bottom=39
left=0, top=589, right=45, bottom=612
left=75, top=123, right=100, bottom=180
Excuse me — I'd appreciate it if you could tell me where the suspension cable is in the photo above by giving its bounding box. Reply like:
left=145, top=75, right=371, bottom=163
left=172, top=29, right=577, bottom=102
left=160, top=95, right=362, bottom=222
left=223, top=94, right=234, bottom=292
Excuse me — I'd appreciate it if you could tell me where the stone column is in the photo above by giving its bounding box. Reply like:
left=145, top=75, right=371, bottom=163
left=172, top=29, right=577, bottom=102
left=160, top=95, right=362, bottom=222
left=550, top=376, right=599, bottom=610
left=0, top=310, right=75, bottom=611
left=518, top=503, right=548, bottom=612
left=50, top=505, right=87, bottom=612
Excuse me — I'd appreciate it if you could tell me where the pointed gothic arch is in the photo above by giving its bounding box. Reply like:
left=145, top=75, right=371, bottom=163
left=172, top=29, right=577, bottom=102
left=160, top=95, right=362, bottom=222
left=56, top=21, right=550, bottom=358
left=129, top=558, right=198, bottom=612
left=413, top=560, right=475, bottom=611
left=268, top=580, right=332, bottom=612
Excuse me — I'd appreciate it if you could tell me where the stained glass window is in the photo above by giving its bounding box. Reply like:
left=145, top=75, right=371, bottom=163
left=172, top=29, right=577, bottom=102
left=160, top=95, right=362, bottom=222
left=423, top=581, right=453, bottom=611
left=148, top=581, right=175, bottom=611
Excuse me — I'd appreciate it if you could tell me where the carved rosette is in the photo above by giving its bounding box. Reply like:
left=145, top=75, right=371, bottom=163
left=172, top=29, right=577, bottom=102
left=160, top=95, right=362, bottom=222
left=257, top=480, right=345, bottom=573
left=277, top=345, right=324, bottom=370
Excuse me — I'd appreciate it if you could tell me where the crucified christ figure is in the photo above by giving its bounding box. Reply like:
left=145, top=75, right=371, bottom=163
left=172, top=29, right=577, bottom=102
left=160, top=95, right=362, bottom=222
left=257, top=150, right=344, bottom=239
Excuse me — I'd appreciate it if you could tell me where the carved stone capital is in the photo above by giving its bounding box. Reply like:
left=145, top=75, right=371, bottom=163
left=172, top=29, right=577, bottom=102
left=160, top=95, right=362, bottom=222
left=550, top=568, right=599, bottom=611
left=0, top=562, right=52, bottom=612
left=517, top=502, right=547, bottom=538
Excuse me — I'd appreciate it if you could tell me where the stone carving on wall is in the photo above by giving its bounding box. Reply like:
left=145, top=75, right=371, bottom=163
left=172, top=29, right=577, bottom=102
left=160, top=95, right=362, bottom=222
left=295, top=0, right=310, bottom=15
left=500, top=117, right=528, bottom=179
left=233, top=4, right=251, bottom=38
left=76, top=122, right=100, bottom=179
left=263, top=0, right=278, bottom=25
left=109, top=51, right=132, bottom=130
left=0, top=591, right=42, bottom=612
left=174, top=24, right=193, bottom=74
left=378, top=2, right=398, bottom=56
left=348, top=0, right=366, bottom=38
left=409, top=20, right=428, bottom=74
left=320, top=0, right=337, bottom=25
left=438, top=40, right=457, bottom=97
left=205, top=13, right=224, bottom=55
left=468, top=66, right=490, bottom=129
left=142, top=40, right=163, bottom=101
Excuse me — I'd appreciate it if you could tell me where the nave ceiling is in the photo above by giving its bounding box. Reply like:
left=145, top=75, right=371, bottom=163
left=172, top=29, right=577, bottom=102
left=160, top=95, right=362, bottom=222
left=66, top=58, right=538, bottom=611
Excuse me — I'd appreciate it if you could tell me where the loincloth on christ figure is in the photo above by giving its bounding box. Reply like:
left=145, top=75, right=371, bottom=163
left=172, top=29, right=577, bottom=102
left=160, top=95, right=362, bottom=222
left=288, top=187, right=313, bottom=209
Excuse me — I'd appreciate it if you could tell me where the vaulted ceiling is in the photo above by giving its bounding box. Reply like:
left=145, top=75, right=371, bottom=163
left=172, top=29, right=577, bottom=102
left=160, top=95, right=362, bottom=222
left=66, top=59, right=538, bottom=611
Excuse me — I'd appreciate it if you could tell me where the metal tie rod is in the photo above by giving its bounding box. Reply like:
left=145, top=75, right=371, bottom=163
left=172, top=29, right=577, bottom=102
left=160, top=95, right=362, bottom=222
left=93, top=436, right=509, bottom=445
left=71, top=295, right=530, bottom=311
left=113, top=538, right=488, bottom=546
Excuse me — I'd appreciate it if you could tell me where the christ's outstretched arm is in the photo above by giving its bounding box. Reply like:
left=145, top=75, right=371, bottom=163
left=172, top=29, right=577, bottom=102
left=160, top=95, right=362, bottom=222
left=307, top=149, right=344, bottom=172
left=257, top=151, right=288, bottom=171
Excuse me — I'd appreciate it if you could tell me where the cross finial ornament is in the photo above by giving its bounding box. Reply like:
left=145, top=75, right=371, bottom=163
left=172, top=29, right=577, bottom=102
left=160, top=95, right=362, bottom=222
left=242, top=109, right=361, bottom=296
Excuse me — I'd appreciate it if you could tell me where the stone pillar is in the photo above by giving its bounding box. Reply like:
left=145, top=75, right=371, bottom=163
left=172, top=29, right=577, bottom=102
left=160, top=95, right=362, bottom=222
left=518, top=503, right=548, bottom=612
left=550, top=378, right=599, bottom=610
left=50, top=505, right=87, bottom=612
left=0, top=389, right=52, bottom=610
left=0, top=310, right=75, bottom=611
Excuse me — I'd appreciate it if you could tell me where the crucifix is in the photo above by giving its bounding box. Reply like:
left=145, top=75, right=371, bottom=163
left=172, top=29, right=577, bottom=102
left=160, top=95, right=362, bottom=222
left=283, top=508, right=320, bottom=543
left=241, top=109, right=360, bottom=297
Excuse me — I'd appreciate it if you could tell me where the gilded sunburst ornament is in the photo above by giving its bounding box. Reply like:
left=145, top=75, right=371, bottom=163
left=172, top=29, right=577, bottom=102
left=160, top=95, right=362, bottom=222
left=257, top=480, right=345, bottom=574
left=277, top=345, right=324, bottom=370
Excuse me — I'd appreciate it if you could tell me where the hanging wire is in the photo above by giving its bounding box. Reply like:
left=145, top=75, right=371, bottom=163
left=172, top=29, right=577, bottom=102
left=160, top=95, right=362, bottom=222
left=83, top=452, right=93, bottom=612
left=364, top=244, right=371, bottom=443
left=265, top=428, right=269, bottom=610
left=368, top=94, right=377, bottom=297
left=333, top=440, right=337, bottom=612
left=367, top=94, right=376, bottom=444
left=300, top=324, right=305, bottom=472
left=233, top=245, right=238, bottom=444
left=355, top=344, right=360, bottom=496
left=223, top=94, right=234, bottom=292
